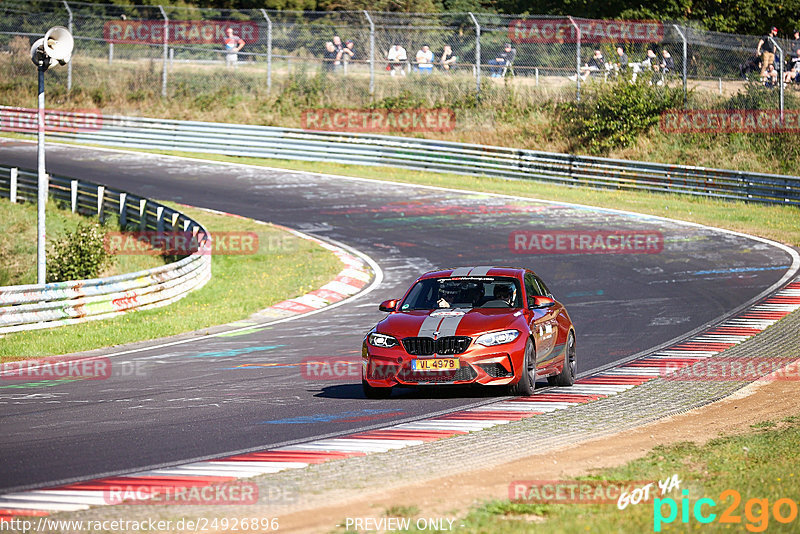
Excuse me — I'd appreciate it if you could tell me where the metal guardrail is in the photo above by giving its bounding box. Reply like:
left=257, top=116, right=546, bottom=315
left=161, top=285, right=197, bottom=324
left=0, top=165, right=212, bottom=334
left=2, top=108, right=796, bottom=207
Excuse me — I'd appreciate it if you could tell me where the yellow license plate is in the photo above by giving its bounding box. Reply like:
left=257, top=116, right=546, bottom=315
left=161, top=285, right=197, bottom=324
left=412, top=358, right=460, bottom=371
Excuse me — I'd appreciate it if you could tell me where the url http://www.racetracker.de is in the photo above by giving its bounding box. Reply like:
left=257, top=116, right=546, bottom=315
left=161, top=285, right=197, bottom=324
left=0, top=516, right=280, bottom=532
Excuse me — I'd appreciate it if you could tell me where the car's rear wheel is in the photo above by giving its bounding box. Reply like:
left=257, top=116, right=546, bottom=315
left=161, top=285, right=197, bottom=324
left=362, top=380, right=392, bottom=399
left=509, top=338, right=536, bottom=396
left=548, top=331, right=576, bottom=387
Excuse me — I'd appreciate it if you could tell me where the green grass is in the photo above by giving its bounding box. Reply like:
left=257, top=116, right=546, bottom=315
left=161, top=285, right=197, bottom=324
left=0, top=198, right=163, bottom=286
left=0, top=202, right=343, bottom=357
left=338, top=415, right=800, bottom=533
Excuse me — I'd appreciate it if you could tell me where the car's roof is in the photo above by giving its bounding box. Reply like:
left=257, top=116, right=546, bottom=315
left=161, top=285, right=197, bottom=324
left=417, top=267, right=526, bottom=280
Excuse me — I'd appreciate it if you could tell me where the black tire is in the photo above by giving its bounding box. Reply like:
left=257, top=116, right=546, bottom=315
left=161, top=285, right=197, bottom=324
left=509, top=338, right=536, bottom=396
left=548, top=331, right=576, bottom=387
left=362, top=380, right=392, bottom=399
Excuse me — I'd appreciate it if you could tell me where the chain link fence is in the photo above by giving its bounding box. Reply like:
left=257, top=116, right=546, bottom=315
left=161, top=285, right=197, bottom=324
left=2, top=1, right=799, bottom=118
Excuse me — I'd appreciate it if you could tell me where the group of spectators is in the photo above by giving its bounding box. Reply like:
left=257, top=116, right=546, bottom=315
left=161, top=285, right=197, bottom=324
left=322, top=35, right=357, bottom=71
left=385, top=42, right=461, bottom=75
left=754, top=27, right=800, bottom=87
left=572, top=47, right=674, bottom=84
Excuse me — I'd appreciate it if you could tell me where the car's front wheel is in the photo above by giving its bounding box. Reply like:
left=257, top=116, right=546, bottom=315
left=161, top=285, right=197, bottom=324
left=508, top=338, right=536, bottom=396
left=362, top=380, right=392, bottom=399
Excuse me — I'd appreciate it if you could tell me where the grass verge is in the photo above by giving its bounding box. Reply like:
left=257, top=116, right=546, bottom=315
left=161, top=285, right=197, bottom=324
left=440, top=414, right=800, bottom=533
left=0, top=202, right=342, bottom=358
left=0, top=198, right=162, bottom=286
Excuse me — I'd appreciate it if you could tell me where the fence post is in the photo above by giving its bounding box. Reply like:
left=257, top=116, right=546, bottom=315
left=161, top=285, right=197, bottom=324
left=158, top=5, right=168, bottom=98
left=109, top=42, right=113, bottom=64
left=770, top=37, right=784, bottom=124
left=568, top=16, right=580, bottom=102
left=10, top=168, right=18, bottom=203
left=63, top=0, right=73, bottom=92
left=673, top=24, right=688, bottom=106
left=260, top=9, right=272, bottom=93
left=468, top=12, right=480, bottom=95
left=97, top=185, right=104, bottom=219
left=70, top=179, right=78, bottom=213
left=363, top=11, right=375, bottom=96
left=119, top=192, right=127, bottom=227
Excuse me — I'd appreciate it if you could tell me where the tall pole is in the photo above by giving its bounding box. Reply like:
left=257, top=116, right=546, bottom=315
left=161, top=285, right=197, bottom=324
left=63, top=0, right=73, bottom=92
left=158, top=5, right=168, bottom=98
left=260, top=9, right=272, bottom=93
left=770, top=37, right=784, bottom=124
left=569, top=16, right=580, bottom=102
left=363, top=11, right=375, bottom=96
left=673, top=24, right=688, bottom=106
left=468, top=12, right=480, bottom=94
left=37, top=66, right=47, bottom=284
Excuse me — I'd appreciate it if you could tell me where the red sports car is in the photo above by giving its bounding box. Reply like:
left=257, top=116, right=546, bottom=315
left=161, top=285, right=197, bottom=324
left=362, top=266, right=576, bottom=398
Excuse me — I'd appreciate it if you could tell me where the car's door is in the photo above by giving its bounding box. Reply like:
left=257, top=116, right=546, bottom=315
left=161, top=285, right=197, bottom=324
left=524, top=273, right=558, bottom=371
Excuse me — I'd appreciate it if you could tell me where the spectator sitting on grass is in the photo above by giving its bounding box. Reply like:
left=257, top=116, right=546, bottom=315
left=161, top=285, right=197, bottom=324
left=440, top=44, right=457, bottom=71
left=416, top=45, right=434, bottom=73
left=764, top=63, right=779, bottom=87
left=387, top=43, right=408, bottom=76
left=573, top=49, right=604, bottom=81
left=785, top=48, right=800, bottom=84
left=488, top=43, right=515, bottom=78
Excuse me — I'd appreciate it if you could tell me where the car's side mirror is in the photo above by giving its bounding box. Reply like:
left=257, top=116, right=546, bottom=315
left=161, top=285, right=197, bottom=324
left=529, top=296, right=555, bottom=309
left=379, top=299, right=398, bottom=312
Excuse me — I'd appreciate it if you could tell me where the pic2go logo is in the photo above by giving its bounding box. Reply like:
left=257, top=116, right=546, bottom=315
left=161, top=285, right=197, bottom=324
left=654, top=489, right=799, bottom=532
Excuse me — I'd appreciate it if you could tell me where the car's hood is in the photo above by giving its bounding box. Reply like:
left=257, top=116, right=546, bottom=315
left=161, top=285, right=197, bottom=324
left=376, top=308, right=521, bottom=338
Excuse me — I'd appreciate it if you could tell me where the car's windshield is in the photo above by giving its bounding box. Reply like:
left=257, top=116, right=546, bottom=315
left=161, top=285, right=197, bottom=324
left=400, top=276, right=522, bottom=310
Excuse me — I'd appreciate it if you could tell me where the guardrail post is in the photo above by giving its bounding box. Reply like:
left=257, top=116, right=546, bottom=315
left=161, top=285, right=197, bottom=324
left=63, top=0, right=73, bottom=92
left=70, top=179, right=78, bottom=213
left=10, top=168, right=17, bottom=203
left=363, top=11, right=375, bottom=96
left=171, top=211, right=179, bottom=230
left=156, top=205, right=164, bottom=232
left=673, top=24, right=688, bottom=106
left=119, top=192, right=127, bottom=227
left=97, top=185, right=104, bottom=221
left=183, top=219, right=191, bottom=231
left=139, top=198, right=147, bottom=230
left=260, top=9, right=272, bottom=93
left=770, top=37, right=784, bottom=124
left=468, top=13, right=480, bottom=95
left=569, top=16, right=580, bottom=102
left=158, top=5, right=168, bottom=98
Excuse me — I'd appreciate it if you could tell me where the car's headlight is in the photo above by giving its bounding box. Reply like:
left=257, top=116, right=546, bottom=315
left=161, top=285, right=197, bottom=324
left=368, top=333, right=399, bottom=348
left=475, top=329, right=520, bottom=347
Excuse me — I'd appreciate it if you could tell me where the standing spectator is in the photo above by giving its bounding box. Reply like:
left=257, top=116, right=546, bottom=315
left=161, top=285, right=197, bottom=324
left=332, top=35, right=344, bottom=55
left=223, top=27, right=245, bottom=68
left=757, top=27, right=779, bottom=80
left=488, top=43, right=516, bottom=78
left=322, top=41, right=338, bottom=72
left=339, top=40, right=356, bottom=70
left=791, top=30, right=800, bottom=56
left=614, top=46, right=629, bottom=76
left=416, top=44, right=434, bottom=73
left=658, top=49, right=675, bottom=84
left=439, top=44, right=457, bottom=71
left=387, top=43, right=408, bottom=76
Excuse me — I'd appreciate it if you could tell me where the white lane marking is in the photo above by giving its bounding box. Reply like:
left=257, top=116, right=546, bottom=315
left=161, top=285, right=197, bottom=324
left=0, top=500, right=88, bottom=511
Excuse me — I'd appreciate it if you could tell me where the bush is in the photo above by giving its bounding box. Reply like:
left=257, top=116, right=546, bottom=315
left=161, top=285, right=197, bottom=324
left=563, top=79, right=684, bottom=155
left=46, top=222, right=112, bottom=283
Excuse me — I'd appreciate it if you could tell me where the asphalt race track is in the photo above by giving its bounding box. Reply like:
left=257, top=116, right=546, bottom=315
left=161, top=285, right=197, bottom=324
left=0, top=140, right=795, bottom=492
